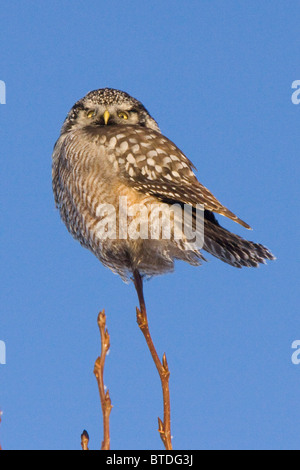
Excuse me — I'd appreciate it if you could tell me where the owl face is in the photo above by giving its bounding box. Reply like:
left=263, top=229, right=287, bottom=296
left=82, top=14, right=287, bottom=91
left=60, top=88, right=160, bottom=135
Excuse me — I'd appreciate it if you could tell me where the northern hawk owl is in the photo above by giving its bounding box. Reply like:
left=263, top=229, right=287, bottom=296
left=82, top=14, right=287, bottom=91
left=52, top=88, right=275, bottom=281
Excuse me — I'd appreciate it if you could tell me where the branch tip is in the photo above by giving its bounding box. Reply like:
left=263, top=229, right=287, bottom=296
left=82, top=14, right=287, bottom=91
left=94, top=309, right=112, bottom=449
left=81, top=429, right=89, bottom=451
left=162, top=353, right=169, bottom=371
left=158, top=417, right=164, bottom=433
left=97, top=310, right=106, bottom=328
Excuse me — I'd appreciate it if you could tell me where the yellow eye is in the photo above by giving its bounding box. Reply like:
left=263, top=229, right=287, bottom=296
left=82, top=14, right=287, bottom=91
left=118, top=111, right=129, bottom=120
left=87, top=110, right=96, bottom=118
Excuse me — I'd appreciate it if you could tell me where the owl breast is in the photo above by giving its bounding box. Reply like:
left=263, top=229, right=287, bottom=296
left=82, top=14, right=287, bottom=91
left=53, top=126, right=198, bottom=280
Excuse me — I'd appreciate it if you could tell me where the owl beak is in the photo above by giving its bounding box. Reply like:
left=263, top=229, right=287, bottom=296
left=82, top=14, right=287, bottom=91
left=103, top=110, right=110, bottom=125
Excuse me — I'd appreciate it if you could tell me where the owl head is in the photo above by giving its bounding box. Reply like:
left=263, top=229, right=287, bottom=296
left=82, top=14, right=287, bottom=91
left=60, top=88, right=160, bottom=135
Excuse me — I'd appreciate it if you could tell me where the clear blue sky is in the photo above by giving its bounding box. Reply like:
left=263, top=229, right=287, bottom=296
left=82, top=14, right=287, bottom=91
left=1, top=1, right=300, bottom=450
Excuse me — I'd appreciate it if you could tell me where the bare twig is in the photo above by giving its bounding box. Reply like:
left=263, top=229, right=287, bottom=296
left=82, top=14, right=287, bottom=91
left=133, top=270, right=172, bottom=450
left=81, top=429, right=89, bottom=450
left=94, top=310, right=113, bottom=450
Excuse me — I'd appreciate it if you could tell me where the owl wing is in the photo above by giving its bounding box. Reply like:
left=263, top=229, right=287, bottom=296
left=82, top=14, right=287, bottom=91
left=115, top=126, right=251, bottom=230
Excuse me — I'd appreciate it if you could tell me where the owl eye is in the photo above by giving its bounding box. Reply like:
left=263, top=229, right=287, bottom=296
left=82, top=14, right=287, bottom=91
left=118, top=111, right=129, bottom=120
left=87, top=110, right=96, bottom=118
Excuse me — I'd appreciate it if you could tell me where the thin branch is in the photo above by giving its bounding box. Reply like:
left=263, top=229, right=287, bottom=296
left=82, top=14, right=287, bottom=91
left=133, top=270, right=172, bottom=450
left=81, top=429, right=89, bottom=450
left=94, top=310, right=113, bottom=450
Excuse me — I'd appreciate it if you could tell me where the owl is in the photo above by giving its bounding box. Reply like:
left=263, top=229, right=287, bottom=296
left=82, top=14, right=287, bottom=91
left=52, top=88, right=275, bottom=282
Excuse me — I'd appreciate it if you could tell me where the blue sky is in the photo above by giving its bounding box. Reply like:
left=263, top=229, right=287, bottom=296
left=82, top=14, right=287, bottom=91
left=1, top=1, right=300, bottom=450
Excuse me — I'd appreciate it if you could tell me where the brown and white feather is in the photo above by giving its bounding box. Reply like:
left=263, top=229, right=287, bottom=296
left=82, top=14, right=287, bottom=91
left=52, top=88, right=275, bottom=280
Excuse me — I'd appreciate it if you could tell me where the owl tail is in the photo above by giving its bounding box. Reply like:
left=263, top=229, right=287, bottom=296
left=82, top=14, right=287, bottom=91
left=203, top=211, right=275, bottom=268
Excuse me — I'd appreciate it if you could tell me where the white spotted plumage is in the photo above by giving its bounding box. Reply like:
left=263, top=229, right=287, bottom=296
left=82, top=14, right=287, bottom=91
left=52, top=88, right=275, bottom=280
